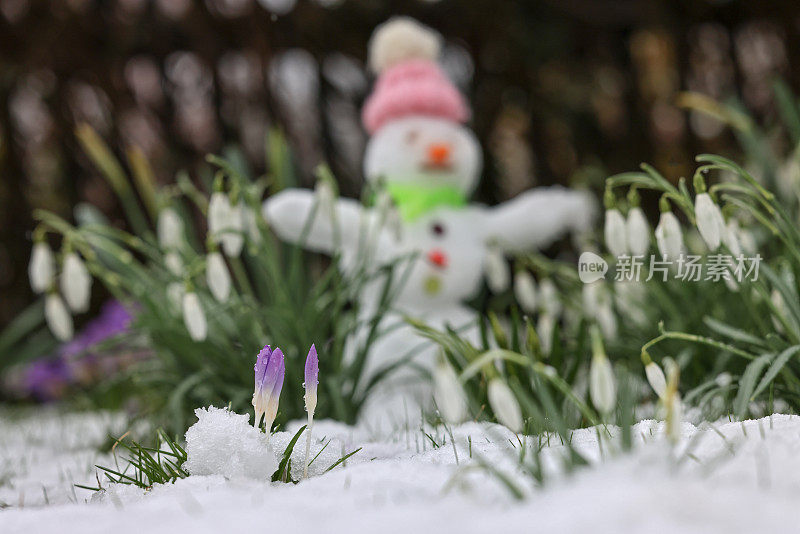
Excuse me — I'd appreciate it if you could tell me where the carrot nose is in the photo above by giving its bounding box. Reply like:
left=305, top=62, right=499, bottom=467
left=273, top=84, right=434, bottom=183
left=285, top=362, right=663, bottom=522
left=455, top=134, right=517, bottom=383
left=427, top=249, right=448, bottom=268
left=427, top=143, right=451, bottom=167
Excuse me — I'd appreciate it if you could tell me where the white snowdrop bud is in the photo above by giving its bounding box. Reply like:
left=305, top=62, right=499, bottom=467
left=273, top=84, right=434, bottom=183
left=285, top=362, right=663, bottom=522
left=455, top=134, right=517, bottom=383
left=655, top=211, right=685, bottom=260
left=513, top=271, right=538, bottom=313
left=45, top=293, right=73, bottom=341
left=167, top=282, right=184, bottom=312
left=206, top=252, right=231, bottom=303
left=771, top=289, right=787, bottom=333
left=722, top=219, right=741, bottom=257
left=538, top=279, right=562, bottom=317
left=182, top=292, right=207, bottom=341
left=244, top=207, right=262, bottom=245
left=485, top=248, right=510, bottom=293
left=694, top=193, right=725, bottom=251
left=582, top=282, right=603, bottom=317
left=157, top=207, right=183, bottom=250
left=29, top=242, right=55, bottom=294
left=487, top=378, right=523, bottom=433
left=604, top=209, right=628, bottom=257
left=589, top=330, right=616, bottom=416
left=60, top=252, right=91, bottom=313
left=165, top=251, right=184, bottom=276
left=537, top=314, right=555, bottom=356
left=596, top=304, right=618, bottom=340
left=209, top=192, right=244, bottom=257
left=315, top=179, right=336, bottom=217
left=433, top=360, right=468, bottom=424
left=626, top=207, right=650, bottom=256
left=645, top=361, right=667, bottom=399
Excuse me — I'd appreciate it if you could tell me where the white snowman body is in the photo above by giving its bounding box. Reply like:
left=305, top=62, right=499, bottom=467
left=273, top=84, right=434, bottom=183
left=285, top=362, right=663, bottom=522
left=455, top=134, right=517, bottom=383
left=263, top=17, right=595, bottom=425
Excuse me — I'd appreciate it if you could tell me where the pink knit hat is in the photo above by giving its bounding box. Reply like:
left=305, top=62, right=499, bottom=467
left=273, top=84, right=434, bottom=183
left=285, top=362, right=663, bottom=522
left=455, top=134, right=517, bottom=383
left=362, top=59, right=470, bottom=134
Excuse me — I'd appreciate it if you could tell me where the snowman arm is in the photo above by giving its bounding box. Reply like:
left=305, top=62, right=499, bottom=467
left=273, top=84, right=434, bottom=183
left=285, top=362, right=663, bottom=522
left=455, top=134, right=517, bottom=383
left=483, top=186, right=597, bottom=250
left=261, top=189, right=365, bottom=254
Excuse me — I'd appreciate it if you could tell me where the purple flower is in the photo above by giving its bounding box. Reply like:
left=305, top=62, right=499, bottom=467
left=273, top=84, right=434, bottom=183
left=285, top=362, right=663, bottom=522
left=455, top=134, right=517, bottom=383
left=304, top=344, right=319, bottom=416
left=252, top=345, right=285, bottom=431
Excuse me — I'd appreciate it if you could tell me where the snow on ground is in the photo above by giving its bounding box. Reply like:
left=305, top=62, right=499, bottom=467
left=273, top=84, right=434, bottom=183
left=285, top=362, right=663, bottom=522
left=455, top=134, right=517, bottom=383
left=2, top=407, right=800, bottom=533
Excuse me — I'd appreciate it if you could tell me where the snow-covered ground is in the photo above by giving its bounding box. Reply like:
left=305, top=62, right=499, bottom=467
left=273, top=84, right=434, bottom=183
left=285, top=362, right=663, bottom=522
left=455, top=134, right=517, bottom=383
left=2, top=407, right=800, bottom=533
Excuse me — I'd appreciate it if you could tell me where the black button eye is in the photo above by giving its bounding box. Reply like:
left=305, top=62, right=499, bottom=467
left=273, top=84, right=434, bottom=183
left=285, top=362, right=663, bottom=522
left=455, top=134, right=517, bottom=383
left=431, top=222, right=446, bottom=237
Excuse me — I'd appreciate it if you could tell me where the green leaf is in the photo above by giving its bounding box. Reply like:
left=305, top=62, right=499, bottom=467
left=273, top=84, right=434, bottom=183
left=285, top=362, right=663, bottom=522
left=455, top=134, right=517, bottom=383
left=751, top=345, right=800, bottom=401
left=702, top=317, right=768, bottom=349
left=733, top=353, right=774, bottom=418
left=272, top=424, right=306, bottom=483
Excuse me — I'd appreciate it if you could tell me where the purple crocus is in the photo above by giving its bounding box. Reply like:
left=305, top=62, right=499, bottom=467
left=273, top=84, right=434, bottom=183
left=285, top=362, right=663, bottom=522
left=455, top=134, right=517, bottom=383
left=252, top=345, right=285, bottom=432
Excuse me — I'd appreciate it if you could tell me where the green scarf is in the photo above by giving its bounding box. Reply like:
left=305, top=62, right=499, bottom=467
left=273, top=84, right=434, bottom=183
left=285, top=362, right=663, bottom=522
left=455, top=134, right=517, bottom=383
left=384, top=181, right=467, bottom=221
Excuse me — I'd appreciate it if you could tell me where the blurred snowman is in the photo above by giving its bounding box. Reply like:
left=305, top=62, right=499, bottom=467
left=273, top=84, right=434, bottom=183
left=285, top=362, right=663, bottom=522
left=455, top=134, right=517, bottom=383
left=264, top=17, right=595, bottom=425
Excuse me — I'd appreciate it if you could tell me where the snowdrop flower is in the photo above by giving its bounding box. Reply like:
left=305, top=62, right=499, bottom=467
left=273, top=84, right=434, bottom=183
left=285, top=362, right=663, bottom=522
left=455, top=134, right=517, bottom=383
left=626, top=207, right=650, bottom=256
left=538, top=279, right=561, bottom=317
left=589, top=327, right=616, bottom=416
left=157, top=207, right=183, bottom=250
left=167, top=282, right=184, bottom=312
left=45, top=293, right=73, bottom=341
left=485, top=247, right=509, bottom=293
left=604, top=209, right=628, bottom=257
left=722, top=219, right=742, bottom=257
left=582, top=282, right=603, bottom=317
left=252, top=345, right=285, bottom=433
left=433, top=359, right=467, bottom=424
left=244, top=206, right=262, bottom=246
left=596, top=304, right=617, bottom=340
left=513, top=271, right=538, bottom=313
left=315, top=179, right=336, bottom=217
left=165, top=251, right=183, bottom=276
left=209, top=192, right=244, bottom=257
left=182, top=292, right=207, bottom=341
left=29, top=242, right=55, bottom=294
left=654, top=210, right=685, bottom=261
left=694, top=193, right=725, bottom=251
left=206, top=252, right=231, bottom=303
left=537, top=313, right=555, bottom=356
left=60, top=252, right=92, bottom=313
left=641, top=352, right=666, bottom=399
left=303, top=344, right=319, bottom=479
left=487, top=378, right=523, bottom=433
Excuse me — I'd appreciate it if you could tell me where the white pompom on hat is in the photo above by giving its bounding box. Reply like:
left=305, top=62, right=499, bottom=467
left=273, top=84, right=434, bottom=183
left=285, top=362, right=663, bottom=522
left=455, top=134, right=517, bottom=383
left=368, top=16, right=442, bottom=73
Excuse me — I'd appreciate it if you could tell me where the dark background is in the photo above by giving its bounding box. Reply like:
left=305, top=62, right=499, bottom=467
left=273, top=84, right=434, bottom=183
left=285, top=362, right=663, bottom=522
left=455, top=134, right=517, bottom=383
left=1, top=0, right=798, bottom=329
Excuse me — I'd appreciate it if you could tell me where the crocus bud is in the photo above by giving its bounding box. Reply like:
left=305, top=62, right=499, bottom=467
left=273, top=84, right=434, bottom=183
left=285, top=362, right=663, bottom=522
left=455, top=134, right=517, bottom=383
left=513, top=271, right=538, bottom=313
left=157, top=207, right=183, bottom=250
left=206, top=252, right=231, bottom=303
left=626, top=207, right=650, bottom=256
left=589, top=327, right=616, bottom=415
left=485, top=247, right=510, bottom=293
left=604, top=209, right=628, bottom=257
left=60, top=252, right=92, bottom=313
left=165, top=251, right=183, bottom=276
left=694, top=193, right=724, bottom=251
left=304, top=344, right=319, bottom=417
left=488, top=378, right=523, bottom=433
left=655, top=211, right=684, bottom=260
left=433, top=359, right=467, bottom=424
left=182, top=292, right=207, bottom=341
left=252, top=346, right=285, bottom=432
left=45, top=293, right=73, bottom=341
left=29, top=242, right=55, bottom=294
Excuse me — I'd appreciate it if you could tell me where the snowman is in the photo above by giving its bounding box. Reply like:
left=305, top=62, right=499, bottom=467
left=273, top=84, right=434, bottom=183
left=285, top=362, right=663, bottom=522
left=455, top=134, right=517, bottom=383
left=263, top=17, right=595, bottom=425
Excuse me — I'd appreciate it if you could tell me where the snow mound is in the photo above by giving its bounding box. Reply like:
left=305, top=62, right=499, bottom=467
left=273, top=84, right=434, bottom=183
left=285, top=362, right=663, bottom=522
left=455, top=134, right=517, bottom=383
left=184, top=406, right=277, bottom=480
